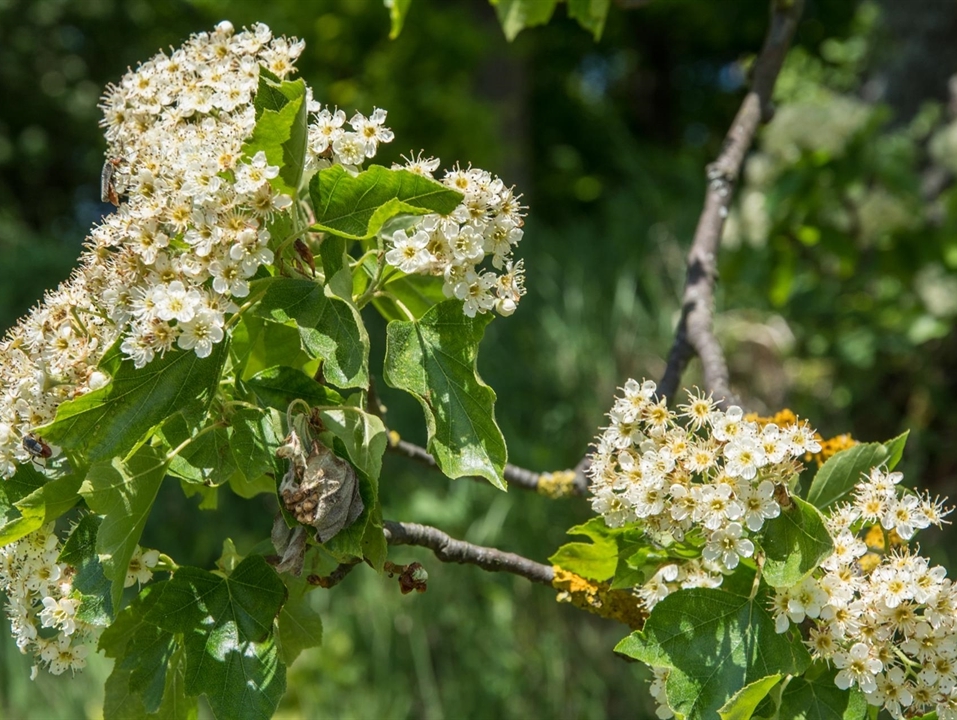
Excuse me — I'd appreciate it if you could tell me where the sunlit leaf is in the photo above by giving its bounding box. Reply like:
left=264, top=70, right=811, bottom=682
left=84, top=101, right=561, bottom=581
left=80, top=444, right=168, bottom=610
left=384, top=300, right=506, bottom=488
left=38, top=343, right=227, bottom=464
left=243, top=75, right=308, bottom=197
left=616, top=582, right=811, bottom=720
left=253, top=275, right=369, bottom=389
left=146, top=556, right=288, bottom=720
left=567, top=0, right=611, bottom=40
left=492, top=0, right=559, bottom=40
left=761, top=496, right=833, bottom=588
left=719, top=675, right=782, bottom=720
left=806, top=432, right=908, bottom=510
left=308, top=164, right=462, bottom=240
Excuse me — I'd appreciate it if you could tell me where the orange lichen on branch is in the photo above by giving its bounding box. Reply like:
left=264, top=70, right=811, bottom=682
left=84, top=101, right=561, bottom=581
left=551, top=567, right=646, bottom=630
left=746, top=408, right=857, bottom=466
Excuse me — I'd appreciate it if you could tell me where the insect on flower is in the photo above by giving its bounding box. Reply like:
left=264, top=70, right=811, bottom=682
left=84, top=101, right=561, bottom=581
left=22, top=434, right=52, bottom=460
left=100, top=157, right=122, bottom=206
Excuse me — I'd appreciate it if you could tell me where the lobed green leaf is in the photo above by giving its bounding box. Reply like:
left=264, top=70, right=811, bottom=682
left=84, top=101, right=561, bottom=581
left=243, top=75, right=308, bottom=197
left=80, top=444, right=168, bottom=611
left=761, top=495, right=833, bottom=588
left=276, top=577, right=323, bottom=665
left=308, top=164, right=462, bottom=240
left=253, top=275, right=370, bottom=389
left=718, top=675, right=782, bottom=720
left=0, top=470, right=83, bottom=547
left=615, top=582, right=811, bottom=720
left=777, top=664, right=868, bottom=720
left=38, top=342, right=228, bottom=464
left=806, top=431, right=909, bottom=510
left=146, top=556, right=288, bottom=720
left=58, top=514, right=114, bottom=624
left=245, top=365, right=344, bottom=411
left=383, top=300, right=507, bottom=488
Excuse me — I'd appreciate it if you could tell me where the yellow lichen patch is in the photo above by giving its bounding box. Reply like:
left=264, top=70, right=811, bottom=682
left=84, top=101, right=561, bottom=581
left=537, top=470, right=576, bottom=499
left=551, top=567, right=646, bottom=629
left=864, top=523, right=885, bottom=551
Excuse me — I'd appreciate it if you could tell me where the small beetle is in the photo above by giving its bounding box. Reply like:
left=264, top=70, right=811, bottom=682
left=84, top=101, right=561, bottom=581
left=22, top=434, right=52, bottom=460
left=101, top=157, right=122, bottom=206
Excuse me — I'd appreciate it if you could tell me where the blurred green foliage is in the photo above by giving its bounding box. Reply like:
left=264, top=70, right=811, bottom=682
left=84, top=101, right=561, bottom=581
left=4, top=0, right=957, bottom=718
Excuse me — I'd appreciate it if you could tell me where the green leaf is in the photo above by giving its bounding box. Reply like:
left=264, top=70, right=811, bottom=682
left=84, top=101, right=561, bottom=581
left=567, top=0, right=611, bottom=40
left=80, top=444, right=168, bottom=611
left=146, top=556, right=288, bottom=720
left=615, top=586, right=811, bottom=720
left=319, top=399, right=388, bottom=484
left=806, top=431, right=909, bottom=510
left=234, top=315, right=316, bottom=382
left=761, top=496, right=833, bottom=588
left=253, top=275, right=369, bottom=389
left=38, top=343, right=227, bottom=464
left=0, top=462, right=46, bottom=523
left=228, top=407, right=283, bottom=495
left=373, top=272, right=448, bottom=321
left=0, top=471, right=83, bottom=546
left=276, top=578, right=323, bottom=665
left=160, top=416, right=236, bottom=487
left=549, top=540, right=617, bottom=580
left=361, top=501, right=388, bottom=572
left=308, top=164, right=462, bottom=240
left=101, top=584, right=197, bottom=720
left=493, top=0, right=559, bottom=40
left=549, top=519, right=621, bottom=581
left=778, top=665, right=867, bottom=720
left=58, top=514, right=114, bottom=624
left=719, top=675, right=782, bottom=720
left=243, top=75, right=308, bottom=197
left=384, top=300, right=507, bottom=488
left=387, top=0, right=413, bottom=38
left=246, top=365, right=344, bottom=411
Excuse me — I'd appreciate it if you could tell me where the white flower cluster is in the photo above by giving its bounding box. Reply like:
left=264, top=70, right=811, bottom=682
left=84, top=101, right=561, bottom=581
left=385, top=157, right=527, bottom=317
left=772, top=467, right=955, bottom=719
left=0, top=22, right=306, bottom=478
left=0, top=523, right=98, bottom=677
left=98, top=20, right=302, bottom=367
left=588, top=379, right=820, bottom=594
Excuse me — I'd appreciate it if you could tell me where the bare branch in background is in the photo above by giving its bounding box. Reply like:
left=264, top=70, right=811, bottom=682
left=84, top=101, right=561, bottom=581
left=387, top=435, right=587, bottom=498
left=383, top=520, right=555, bottom=586
left=658, top=0, right=806, bottom=406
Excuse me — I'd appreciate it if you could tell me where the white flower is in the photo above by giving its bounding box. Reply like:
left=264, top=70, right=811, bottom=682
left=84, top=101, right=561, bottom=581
left=332, top=132, right=368, bottom=166
left=833, top=642, right=883, bottom=693
left=702, top=522, right=753, bottom=570
left=386, top=230, right=432, bottom=274
left=350, top=108, right=394, bottom=155
left=176, top=309, right=225, bottom=358
left=38, top=596, right=79, bottom=637
left=740, top=480, right=781, bottom=531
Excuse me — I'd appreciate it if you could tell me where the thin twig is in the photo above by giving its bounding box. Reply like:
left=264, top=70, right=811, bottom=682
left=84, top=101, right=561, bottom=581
left=387, top=436, right=587, bottom=497
left=658, top=0, right=805, bottom=406
left=383, top=520, right=555, bottom=586
left=309, top=559, right=361, bottom=588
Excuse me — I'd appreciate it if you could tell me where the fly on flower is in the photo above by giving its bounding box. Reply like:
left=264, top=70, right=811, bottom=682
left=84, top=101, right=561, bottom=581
left=100, top=158, right=121, bottom=206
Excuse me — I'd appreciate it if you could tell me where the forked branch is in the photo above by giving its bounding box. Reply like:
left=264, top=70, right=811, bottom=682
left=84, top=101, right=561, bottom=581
left=658, top=0, right=805, bottom=406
